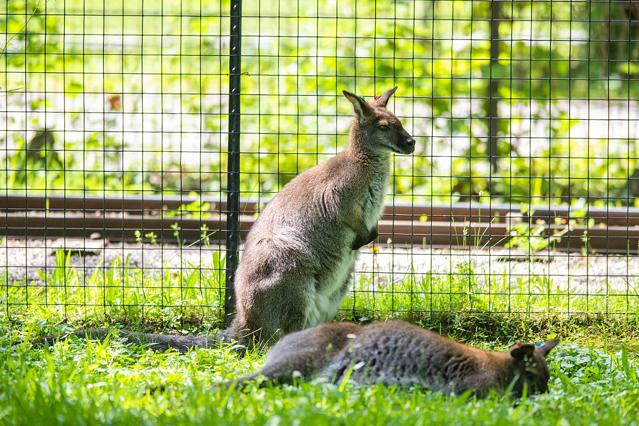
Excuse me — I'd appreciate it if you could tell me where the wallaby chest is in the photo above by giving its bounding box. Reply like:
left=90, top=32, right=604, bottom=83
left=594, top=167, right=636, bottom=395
left=307, top=175, right=386, bottom=316
left=342, top=163, right=388, bottom=231
left=360, top=172, right=388, bottom=228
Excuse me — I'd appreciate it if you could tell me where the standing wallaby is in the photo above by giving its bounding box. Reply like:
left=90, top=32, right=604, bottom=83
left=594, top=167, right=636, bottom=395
left=222, top=87, right=415, bottom=345
left=229, top=320, right=560, bottom=397
left=37, top=88, right=414, bottom=352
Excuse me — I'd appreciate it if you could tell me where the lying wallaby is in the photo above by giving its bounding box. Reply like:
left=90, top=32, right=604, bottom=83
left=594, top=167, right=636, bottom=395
left=222, top=87, right=415, bottom=344
left=229, top=320, right=559, bottom=397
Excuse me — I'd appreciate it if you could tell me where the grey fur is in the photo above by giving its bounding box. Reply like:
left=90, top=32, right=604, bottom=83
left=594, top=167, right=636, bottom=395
left=231, top=320, right=559, bottom=397
left=222, top=87, right=415, bottom=345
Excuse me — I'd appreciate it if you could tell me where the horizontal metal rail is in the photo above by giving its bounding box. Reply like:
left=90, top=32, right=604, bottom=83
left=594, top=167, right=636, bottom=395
left=3, top=195, right=639, bottom=253
left=3, top=194, right=639, bottom=225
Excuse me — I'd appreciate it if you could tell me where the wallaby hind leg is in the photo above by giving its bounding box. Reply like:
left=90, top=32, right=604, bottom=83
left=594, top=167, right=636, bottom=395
left=225, top=271, right=315, bottom=347
left=221, top=308, right=285, bottom=348
left=223, top=301, right=307, bottom=349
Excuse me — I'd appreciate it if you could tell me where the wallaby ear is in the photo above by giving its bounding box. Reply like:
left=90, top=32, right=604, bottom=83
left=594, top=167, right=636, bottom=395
left=537, top=339, right=560, bottom=358
left=510, top=343, right=535, bottom=360
left=374, top=86, right=398, bottom=108
left=343, top=90, right=374, bottom=121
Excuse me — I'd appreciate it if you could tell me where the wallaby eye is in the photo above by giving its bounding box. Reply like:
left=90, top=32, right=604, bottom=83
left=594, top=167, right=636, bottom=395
left=377, top=125, right=389, bottom=131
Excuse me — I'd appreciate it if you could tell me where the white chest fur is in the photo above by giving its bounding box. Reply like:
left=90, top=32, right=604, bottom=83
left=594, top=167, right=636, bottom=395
left=304, top=249, right=358, bottom=327
left=304, top=176, right=387, bottom=327
left=362, top=173, right=388, bottom=228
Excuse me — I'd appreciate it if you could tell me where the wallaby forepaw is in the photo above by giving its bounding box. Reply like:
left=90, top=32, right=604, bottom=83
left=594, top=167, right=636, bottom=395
left=351, top=227, right=379, bottom=250
left=368, top=227, right=379, bottom=244
left=351, top=236, right=366, bottom=250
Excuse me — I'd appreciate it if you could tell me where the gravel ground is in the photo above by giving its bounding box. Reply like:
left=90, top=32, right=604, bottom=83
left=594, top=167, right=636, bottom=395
left=1, top=236, right=638, bottom=293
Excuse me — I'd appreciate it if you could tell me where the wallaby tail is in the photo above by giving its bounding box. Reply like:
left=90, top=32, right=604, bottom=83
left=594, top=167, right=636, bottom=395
left=38, top=328, right=217, bottom=353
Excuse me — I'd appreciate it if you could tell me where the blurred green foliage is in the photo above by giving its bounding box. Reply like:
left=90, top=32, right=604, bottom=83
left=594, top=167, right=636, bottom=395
left=1, top=0, right=638, bottom=206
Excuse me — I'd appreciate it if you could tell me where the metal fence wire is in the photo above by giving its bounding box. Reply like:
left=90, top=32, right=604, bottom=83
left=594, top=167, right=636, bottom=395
left=2, top=0, right=639, bottom=324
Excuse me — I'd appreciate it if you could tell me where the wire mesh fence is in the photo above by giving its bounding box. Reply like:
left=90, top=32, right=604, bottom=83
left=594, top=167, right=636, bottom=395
left=2, top=0, right=639, bottom=325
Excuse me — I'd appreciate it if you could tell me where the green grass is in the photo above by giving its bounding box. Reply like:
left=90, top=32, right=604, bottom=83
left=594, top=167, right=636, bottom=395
left=3, top=250, right=639, bottom=332
left=350, top=267, right=639, bottom=320
left=3, top=252, right=639, bottom=424
left=1, top=324, right=638, bottom=425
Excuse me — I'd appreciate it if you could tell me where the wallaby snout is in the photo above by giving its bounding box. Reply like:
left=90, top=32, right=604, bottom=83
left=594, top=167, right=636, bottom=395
left=399, top=133, right=416, bottom=154
left=382, top=127, right=416, bottom=155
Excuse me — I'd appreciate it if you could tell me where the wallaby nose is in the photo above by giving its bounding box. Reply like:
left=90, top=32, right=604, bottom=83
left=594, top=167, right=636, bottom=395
left=405, top=137, right=416, bottom=152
